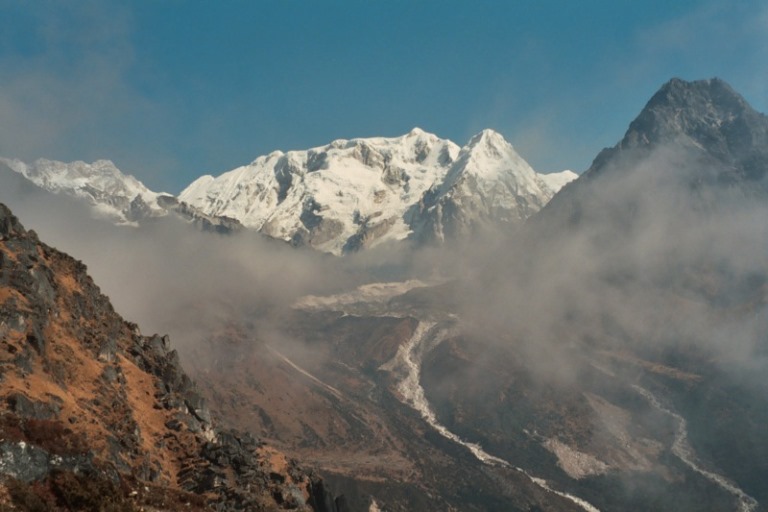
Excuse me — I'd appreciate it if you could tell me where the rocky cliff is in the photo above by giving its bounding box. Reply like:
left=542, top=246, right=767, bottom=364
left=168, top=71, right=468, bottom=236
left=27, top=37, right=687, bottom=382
left=0, top=203, right=343, bottom=511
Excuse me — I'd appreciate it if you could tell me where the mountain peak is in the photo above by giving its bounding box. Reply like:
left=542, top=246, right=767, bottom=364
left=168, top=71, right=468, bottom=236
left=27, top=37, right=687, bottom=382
left=466, top=128, right=507, bottom=147
left=648, top=77, right=749, bottom=116
left=584, top=77, right=768, bottom=183
left=179, top=128, right=569, bottom=253
left=88, top=158, right=120, bottom=171
left=460, top=130, right=516, bottom=165
left=657, top=76, right=738, bottom=97
left=623, top=77, right=760, bottom=148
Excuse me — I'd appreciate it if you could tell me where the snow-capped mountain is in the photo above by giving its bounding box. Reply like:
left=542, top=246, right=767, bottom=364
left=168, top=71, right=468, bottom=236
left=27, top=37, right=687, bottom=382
left=180, top=128, right=461, bottom=253
left=181, top=128, right=576, bottom=254
left=0, top=157, right=172, bottom=224
left=2, top=129, right=576, bottom=253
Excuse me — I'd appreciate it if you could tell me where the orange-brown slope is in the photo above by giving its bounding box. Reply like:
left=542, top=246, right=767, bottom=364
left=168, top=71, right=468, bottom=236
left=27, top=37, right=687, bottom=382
left=0, top=203, right=343, bottom=512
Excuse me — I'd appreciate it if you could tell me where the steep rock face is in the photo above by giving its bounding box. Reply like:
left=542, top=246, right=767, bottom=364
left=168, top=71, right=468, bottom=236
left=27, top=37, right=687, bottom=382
left=180, top=129, right=575, bottom=254
left=156, top=195, right=244, bottom=235
left=0, top=203, right=341, bottom=511
left=491, top=77, right=768, bottom=510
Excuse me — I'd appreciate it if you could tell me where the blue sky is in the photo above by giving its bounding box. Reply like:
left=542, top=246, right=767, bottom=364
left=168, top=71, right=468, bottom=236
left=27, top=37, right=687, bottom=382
left=0, top=0, right=766, bottom=193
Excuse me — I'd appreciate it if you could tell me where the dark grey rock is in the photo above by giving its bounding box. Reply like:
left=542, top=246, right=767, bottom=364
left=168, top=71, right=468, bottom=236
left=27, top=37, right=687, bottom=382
left=29, top=267, right=56, bottom=306
left=147, top=334, right=171, bottom=356
left=0, top=441, right=52, bottom=481
left=6, top=392, right=60, bottom=420
left=184, top=390, right=212, bottom=425
left=170, top=200, right=243, bottom=234
left=98, top=337, right=118, bottom=362
left=25, top=329, right=45, bottom=355
left=0, top=441, right=94, bottom=483
left=164, top=418, right=183, bottom=431
left=126, top=194, right=152, bottom=222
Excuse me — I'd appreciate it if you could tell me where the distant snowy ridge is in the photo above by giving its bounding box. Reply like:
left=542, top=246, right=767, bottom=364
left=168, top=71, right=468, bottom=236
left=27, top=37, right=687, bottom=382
left=180, top=128, right=577, bottom=254
left=2, top=128, right=576, bottom=252
left=1, top=157, right=172, bottom=225
left=1, top=157, right=242, bottom=233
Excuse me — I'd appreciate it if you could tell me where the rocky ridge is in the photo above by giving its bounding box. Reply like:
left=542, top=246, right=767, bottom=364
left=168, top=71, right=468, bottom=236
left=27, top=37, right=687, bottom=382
left=500, top=76, right=768, bottom=509
left=0, top=203, right=343, bottom=511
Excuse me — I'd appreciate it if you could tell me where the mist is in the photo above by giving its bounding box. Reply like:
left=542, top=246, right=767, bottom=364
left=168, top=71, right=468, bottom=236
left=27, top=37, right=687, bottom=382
left=4, top=137, right=768, bottom=512
left=442, top=142, right=768, bottom=389
left=0, top=165, right=447, bottom=364
left=3, top=140, right=767, bottom=386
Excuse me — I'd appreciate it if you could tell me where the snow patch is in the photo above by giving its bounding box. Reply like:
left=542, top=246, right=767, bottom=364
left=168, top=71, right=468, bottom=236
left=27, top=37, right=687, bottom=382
left=540, top=169, right=578, bottom=191
left=293, top=280, right=430, bottom=311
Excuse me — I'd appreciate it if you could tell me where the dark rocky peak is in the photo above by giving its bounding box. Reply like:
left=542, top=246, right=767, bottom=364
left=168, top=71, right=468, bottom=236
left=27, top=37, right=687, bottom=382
left=588, top=77, right=768, bottom=183
left=170, top=200, right=244, bottom=234
left=535, top=78, right=768, bottom=233
left=626, top=78, right=764, bottom=145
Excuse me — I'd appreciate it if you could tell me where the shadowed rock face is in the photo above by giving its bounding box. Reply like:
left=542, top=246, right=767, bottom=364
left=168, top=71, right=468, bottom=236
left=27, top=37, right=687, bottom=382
left=617, top=78, right=768, bottom=176
left=539, top=78, right=768, bottom=237
left=0, top=203, right=342, bottom=512
left=535, top=78, right=768, bottom=266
